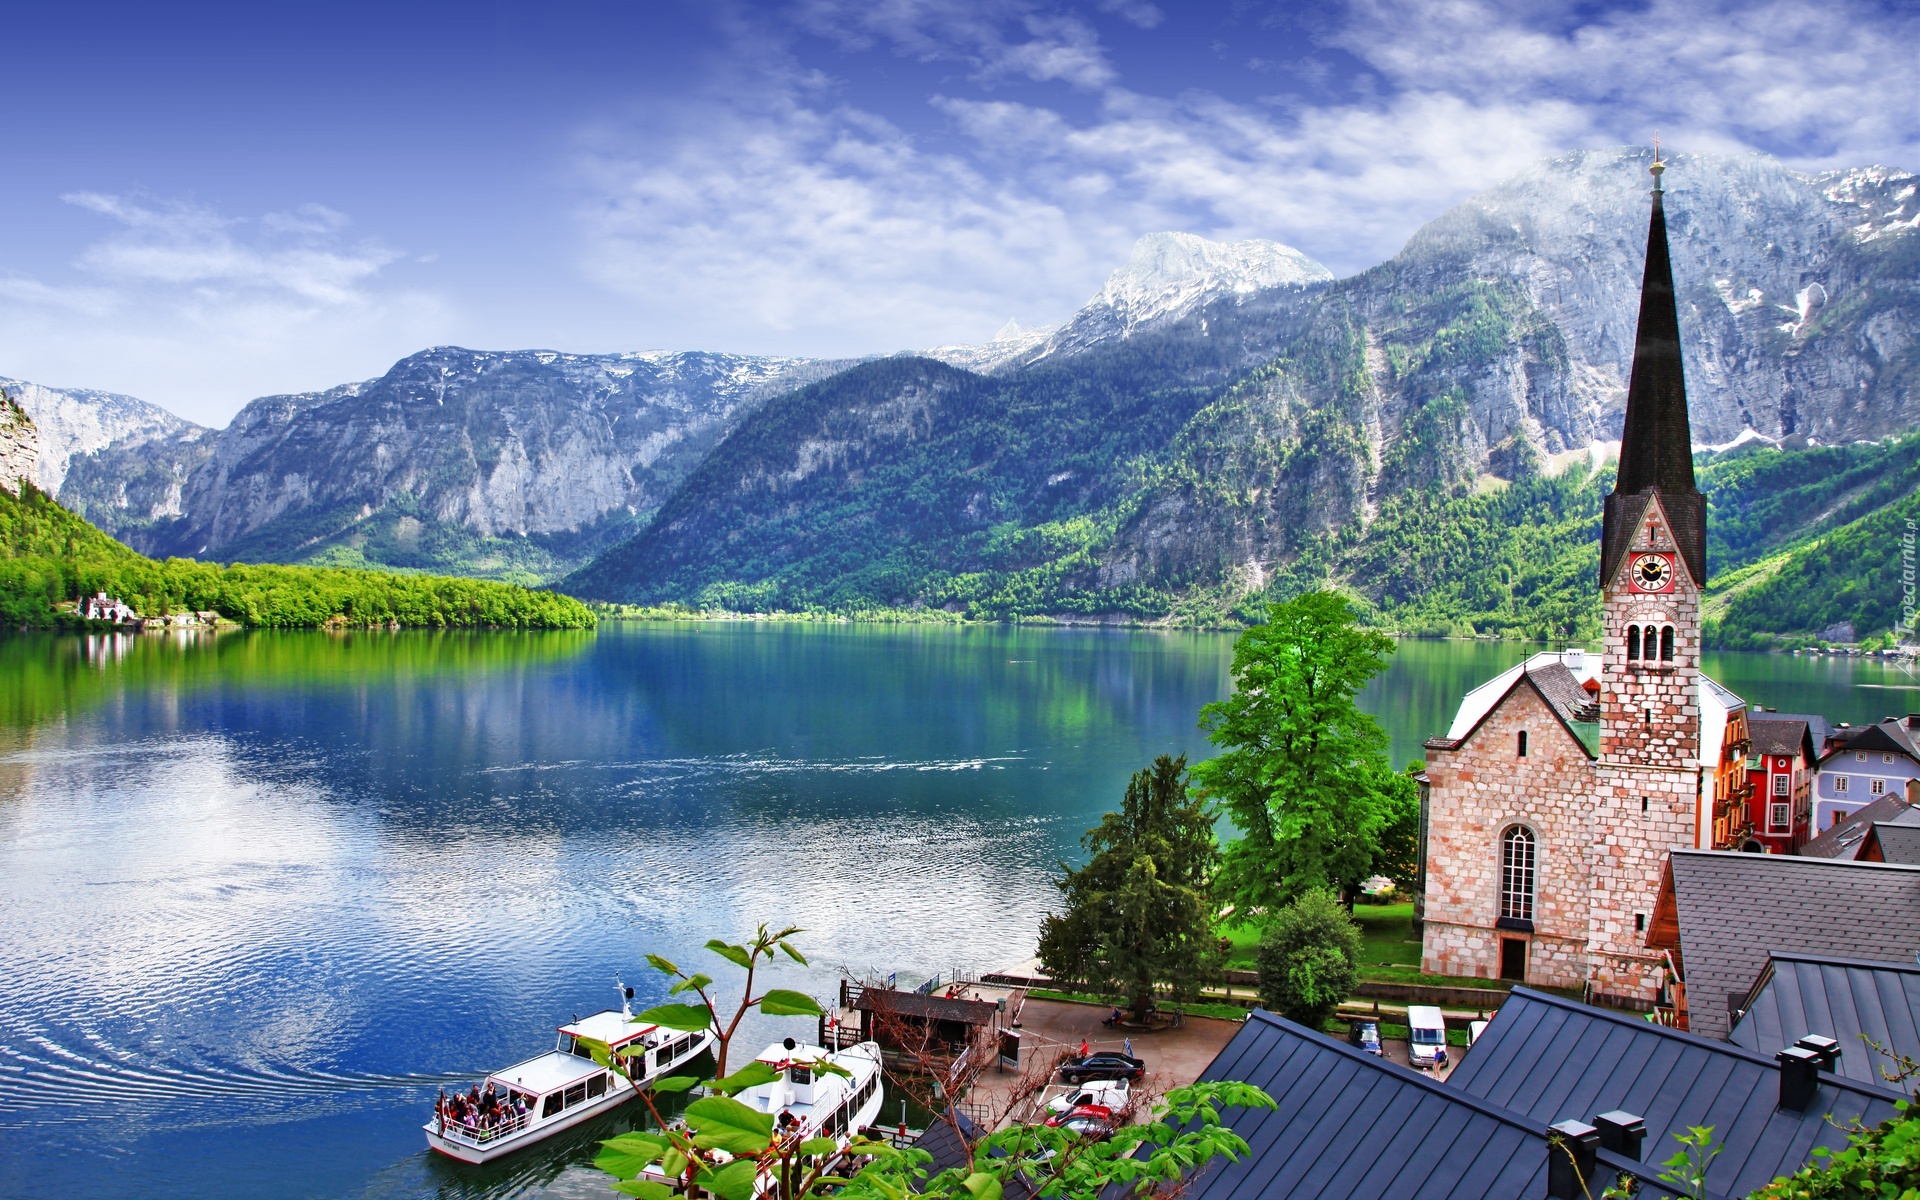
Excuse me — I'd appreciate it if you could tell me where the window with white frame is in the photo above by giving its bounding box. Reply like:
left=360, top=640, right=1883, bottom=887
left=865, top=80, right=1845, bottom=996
left=1772, top=774, right=1790, bottom=796
left=1500, top=826, right=1535, bottom=922
left=1835, top=776, right=1850, bottom=793
left=1872, top=779, right=1887, bottom=795
left=1770, top=802, right=1791, bottom=830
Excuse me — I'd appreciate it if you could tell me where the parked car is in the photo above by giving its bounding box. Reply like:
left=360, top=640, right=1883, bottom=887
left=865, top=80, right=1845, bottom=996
left=1468, top=1020, right=1488, bottom=1046
left=1058, top=1053, right=1145, bottom=1083
left=1348, top=1019, right=1383, bottom=1055
left=1044, top=1103, right=1115, bottom=1138
left=1046, top=1078, right=1131, bottom=1116
left=1407, top=1005, right=1450, bottom=1070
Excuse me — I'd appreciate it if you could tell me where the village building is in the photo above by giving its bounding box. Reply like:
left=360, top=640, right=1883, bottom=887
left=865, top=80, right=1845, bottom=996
left=1419, top=155, right=1753, bottom=1007
left=80, top=592, right=139, bottom=624
left=1813, top=716, right=1920, bottom=832
left=1742, top=714, right=1819, bottom=852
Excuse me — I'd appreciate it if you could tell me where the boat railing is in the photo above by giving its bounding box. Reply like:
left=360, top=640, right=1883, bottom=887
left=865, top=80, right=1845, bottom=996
left=435, top=1110, right=533, bottom=1147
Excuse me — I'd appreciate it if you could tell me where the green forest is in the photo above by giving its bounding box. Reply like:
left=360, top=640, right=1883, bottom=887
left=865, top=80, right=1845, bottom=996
left=0, top=481, right=595, bottom=630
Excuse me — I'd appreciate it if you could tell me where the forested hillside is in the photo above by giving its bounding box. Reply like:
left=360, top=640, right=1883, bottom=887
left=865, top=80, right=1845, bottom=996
left=0, top=481, right=594, bottom=630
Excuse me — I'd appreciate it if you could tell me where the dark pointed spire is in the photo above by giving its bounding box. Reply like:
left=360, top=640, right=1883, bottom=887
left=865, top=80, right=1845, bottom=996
left=1601, top=150, right=1708, bottom=589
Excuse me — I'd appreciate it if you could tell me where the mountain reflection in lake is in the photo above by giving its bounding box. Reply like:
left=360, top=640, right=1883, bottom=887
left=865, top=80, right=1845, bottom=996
left=0, top=624, right=1913, bottom=1200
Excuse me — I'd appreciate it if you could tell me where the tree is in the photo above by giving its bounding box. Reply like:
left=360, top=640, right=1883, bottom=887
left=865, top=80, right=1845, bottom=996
left=1254, top=888, right=1361, bottom=1029
left=1036, top=754, right=1219, bottom=1021
left=1191, top=590, right=1407, bottom=911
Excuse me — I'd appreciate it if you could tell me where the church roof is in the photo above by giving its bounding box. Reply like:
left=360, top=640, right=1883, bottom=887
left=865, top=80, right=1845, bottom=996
left=1601, top=159, right=1708, bottom=589
left=1432, top=650, right=1600, bottom=751
left=1656, top=849, right=1920, bottom=1039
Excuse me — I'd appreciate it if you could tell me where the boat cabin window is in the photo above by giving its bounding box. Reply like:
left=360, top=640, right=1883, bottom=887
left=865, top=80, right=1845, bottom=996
left=822, top=1100, right=845, bottom=1136
left=789, top=1065, right=812, bottom=1086
left=563, top=1082, right=588, bottom=1109
left=557, top=1033, right=576, bottom=1055
left=542, top=1092, right=563, bottom=1118
left=587, top=1073, right=608, bottom=1099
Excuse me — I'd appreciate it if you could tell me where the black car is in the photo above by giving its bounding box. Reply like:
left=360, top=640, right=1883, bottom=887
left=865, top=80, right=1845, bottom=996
left=1058, top=1053, right=1146, bottom=1083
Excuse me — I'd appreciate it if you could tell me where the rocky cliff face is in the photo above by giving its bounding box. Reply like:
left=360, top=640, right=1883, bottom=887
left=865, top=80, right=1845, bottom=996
left=0, top=376, right=207, bottom=496
left=0, top=389, right=39, bottom=495
left=143, top=347, right=842, bottom=569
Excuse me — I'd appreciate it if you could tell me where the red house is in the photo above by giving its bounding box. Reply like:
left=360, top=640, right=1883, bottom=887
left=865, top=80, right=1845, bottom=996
left=1743, top=714, right=1819, bottom=853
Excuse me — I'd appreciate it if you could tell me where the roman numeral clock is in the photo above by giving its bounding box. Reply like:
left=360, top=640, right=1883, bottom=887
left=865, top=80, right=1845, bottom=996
left=1629, top=553, right=1674, bottom=594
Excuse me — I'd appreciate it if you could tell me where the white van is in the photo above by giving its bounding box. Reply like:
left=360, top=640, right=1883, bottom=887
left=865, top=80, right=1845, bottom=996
left=1407, top=1005, right=1449, bottom=1070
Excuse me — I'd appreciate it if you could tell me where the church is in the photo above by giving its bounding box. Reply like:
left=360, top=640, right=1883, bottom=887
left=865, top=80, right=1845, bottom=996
left=1417, top=154, right=1753, bottom=1008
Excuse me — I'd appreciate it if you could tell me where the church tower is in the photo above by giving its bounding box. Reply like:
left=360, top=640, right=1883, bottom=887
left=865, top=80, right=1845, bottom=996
left=1589, top=152, right=1708, bottom=1003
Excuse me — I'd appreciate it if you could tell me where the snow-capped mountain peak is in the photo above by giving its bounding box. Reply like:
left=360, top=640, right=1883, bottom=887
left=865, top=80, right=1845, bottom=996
left=1091, top=232, right=1333, bottom=331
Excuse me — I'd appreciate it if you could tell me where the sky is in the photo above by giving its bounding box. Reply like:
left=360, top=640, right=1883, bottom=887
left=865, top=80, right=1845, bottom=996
left=2, top=0, right=1916, bottom=427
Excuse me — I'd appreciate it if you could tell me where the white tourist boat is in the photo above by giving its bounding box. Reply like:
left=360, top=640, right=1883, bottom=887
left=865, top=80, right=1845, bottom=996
left=425, top=984, right=718, bottom=1164
left=640, top=1036, right=887, bottom=1194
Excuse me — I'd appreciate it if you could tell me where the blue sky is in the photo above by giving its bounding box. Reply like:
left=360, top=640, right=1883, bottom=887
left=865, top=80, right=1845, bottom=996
left=2, top=0, right=1916, bottom=425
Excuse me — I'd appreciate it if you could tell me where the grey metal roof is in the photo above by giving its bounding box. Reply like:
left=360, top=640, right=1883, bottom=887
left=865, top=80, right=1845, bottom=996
left=1799, top=795, right=1914, bottom=860
left=1729, top=952, right=1920, bottom=1085
left=1450, top=987, right=1903, bottom=1198
left=1185, top=1009, right=1692, bottom=1200
left=1747, top=715, right=1812, bottom=759
left=1874, top=823, right=1920, bottom=865
left=1669, top=849, right=1920, bottom=1038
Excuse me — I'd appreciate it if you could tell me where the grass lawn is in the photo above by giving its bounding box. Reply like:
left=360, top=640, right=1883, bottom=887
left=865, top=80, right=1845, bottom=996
left=1223, top=901, right=1423, bottom=971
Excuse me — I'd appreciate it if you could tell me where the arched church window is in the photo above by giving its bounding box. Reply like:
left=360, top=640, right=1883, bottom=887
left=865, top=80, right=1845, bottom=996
left=1626, top=626, right=1641, bottom=659
left=1660, top=625, right=1675, bottom=661
left=1499, top=826, right=1535, bottom=921
left=1517, top=730, right=1528, bottom=757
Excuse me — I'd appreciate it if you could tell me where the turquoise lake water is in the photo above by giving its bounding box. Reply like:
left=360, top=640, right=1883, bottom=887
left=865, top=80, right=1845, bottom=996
left=1, top=623, right=1915, bottom=1199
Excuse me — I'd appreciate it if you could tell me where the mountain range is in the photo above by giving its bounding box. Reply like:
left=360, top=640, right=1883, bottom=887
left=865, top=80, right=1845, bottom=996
left=7, top=147, right=1917, bottom=641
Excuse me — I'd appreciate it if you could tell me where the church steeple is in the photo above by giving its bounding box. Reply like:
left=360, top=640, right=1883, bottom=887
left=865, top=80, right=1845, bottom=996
left=1601, top=150, right=1707, bottom=589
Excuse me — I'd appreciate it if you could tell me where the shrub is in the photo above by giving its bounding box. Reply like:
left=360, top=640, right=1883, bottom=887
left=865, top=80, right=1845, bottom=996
left=1255, top=888, right=1362, bottom=1028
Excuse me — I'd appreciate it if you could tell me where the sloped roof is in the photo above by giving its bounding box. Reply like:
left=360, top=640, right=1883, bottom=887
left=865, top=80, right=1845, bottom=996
left=1729, top=952, right=1920, bottom=1084
left=1182, top=1009, right=1686, bottom=1200
left=1450, top=987, right=1902, bottom=1198
left=1800, top=795, right=1914, bottom=860
left=1440, top=650, right=1600, bottom=744
left=1748, top=715, right=1813, bottom=759
left=852, top=989, right=997, bottom=1024
left=1824, top=718, right=1920, bottom=765
left=1872, top=823, right=1920, bottom=865
left=1666, top=849, right=1920, bottom=1038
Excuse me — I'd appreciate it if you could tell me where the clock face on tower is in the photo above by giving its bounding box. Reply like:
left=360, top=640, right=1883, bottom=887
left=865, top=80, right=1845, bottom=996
left=1629, top=552, right=1674, bottom=594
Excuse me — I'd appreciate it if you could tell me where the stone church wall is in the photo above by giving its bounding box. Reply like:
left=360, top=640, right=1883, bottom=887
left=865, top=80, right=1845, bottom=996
left=1421, top=681, right=1597, bottom=989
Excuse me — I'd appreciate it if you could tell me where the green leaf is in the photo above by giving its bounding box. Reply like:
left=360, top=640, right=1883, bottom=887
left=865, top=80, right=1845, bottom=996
left=594, top=1132, right=669, bottom=1179
left=670, top=972, right=714, bottom=996
left=780, top=940, right=809, bottom=966
left=799, top=1137, right=840, bottom=1157
left=757, top=988, right=824, bottom=1017
left=650, top=1074, right=702, bottom=1093
left=685, top=1094, right=775, bottom=1156
left=646, top=953, right=682, bottom=976
left=698, top=1158, right=761, bottom=1200
left=638, top=1002, right=714, bottom=1031
left=707, top=940, right=754, bottom=970
left=660, top=1147, right=688, bottom=1180
left=712, top=1060, right=781, bottom=1095
left=576, top=1035, right=615, bottom=1069
left=961, top=1173, right=1003, bottom=1200
left=613, top=1183, right=676, bottom=1200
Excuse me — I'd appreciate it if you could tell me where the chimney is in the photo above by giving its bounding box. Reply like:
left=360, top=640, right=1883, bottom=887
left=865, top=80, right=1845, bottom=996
left=1778, top=1046, right=1821, bottom=1111
left=1796, top=1034, right=1842, bottom=1073
left=1562, top=648, right=1586, bottom=672
left=1595, top=1110, right=1646, bottom=1160
left=1547, top=1120, right=1599, bottom=1199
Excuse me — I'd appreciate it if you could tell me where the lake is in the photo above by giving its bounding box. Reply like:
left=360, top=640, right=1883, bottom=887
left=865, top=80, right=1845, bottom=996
left=2, top=623, right=1915, bottom=1199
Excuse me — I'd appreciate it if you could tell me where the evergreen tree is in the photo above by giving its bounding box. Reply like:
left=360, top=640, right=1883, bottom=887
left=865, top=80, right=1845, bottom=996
left=1037, top=754, right=1218, bottom=1021
left=1192, top=590, right=1413, bottom=911
left=1255, top=888, right=1361, bottom=1030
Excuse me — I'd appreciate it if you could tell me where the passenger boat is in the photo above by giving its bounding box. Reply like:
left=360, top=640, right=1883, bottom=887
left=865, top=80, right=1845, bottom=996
left=424, top=984, right=718, bottom=1164
left=640, top=1036, right=886, bottom=1193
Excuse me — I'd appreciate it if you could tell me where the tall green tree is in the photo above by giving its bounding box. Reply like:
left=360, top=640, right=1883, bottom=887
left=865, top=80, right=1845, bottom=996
left=1037, top=754, right=1219, bottom=1021
left=1192, top=591, right=1414, bottom=911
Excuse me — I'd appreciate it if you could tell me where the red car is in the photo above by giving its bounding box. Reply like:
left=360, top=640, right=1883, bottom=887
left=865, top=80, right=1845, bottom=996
left=1044, top=1103, right=1114, bottom=1138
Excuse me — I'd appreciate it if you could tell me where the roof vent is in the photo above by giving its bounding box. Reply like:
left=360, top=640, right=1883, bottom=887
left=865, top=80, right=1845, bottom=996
left=1594, top=1110, right=1646, bottom=1160
left=1778, top=1046, right=1821, bottom=1111
left=1796, top=1034, right=1842, bottom=1072
left=1547, top=1120, right=1599, bottom=1199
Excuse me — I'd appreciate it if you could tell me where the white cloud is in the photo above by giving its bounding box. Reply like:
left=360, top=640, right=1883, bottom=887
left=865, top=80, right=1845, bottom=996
left=0, top=194, right=450, bottom=426
left=574, top=0, right=1920, bottom=358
